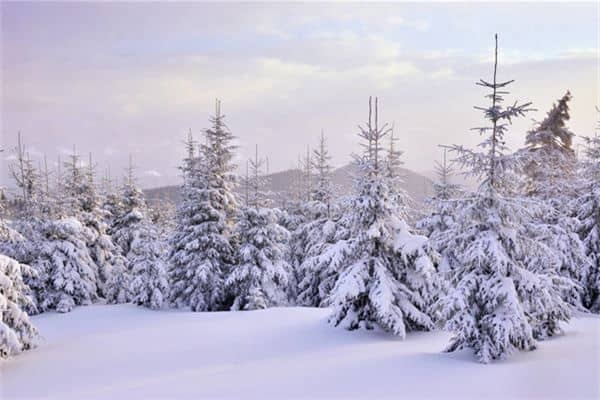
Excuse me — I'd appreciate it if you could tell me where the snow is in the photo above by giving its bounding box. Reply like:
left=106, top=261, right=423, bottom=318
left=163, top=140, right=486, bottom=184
left=2, top=305, right=599, bottom=400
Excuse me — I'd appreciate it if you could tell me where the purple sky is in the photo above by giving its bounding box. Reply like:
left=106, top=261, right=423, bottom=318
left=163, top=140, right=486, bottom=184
left=2, top=2, right=598, bottom=189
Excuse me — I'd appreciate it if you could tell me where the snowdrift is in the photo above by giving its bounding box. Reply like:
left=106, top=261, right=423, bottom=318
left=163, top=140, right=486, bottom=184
left=2, top=305, right=599, bottom=400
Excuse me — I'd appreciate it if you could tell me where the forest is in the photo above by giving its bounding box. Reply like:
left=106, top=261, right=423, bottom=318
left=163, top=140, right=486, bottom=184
left=1, top=35, right=599, bottom=372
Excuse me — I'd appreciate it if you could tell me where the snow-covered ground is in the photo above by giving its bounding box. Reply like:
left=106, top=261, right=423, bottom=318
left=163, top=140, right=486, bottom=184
left=2, top=305, right=599, bottom=400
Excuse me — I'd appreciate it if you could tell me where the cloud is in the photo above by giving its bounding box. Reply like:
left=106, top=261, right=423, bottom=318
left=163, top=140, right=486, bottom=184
left=144, top=170, right=162, bottom=177
left=1, top=2, right=597, bottom=189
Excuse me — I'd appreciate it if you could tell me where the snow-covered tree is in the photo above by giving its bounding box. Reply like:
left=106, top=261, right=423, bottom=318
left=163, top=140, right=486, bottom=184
left=8, top=132, right=40, bottom=212
left=68, top=153, right=126, bottom=298
left=105, top=162, right=149, bottom=304
left=297, top=132, right=349, bottom=307
left=0, top=255, right=38, bottom=358
left=434, top=35, right=572, bottom=363
left=100, top=171, right=123, bottom=232
left=110, top=161, right=149, bottom=257
left=3, top=135, right=44, bottom=261
left=34, top=217, right=98, bottom=313
left=328, top=97, right=439, bottom=338
left=149, top=199, right=176, bottom=244
left=169, top=102, right=238, bottom=311
left=128, top=221, right=169, bottom=310
left=2, top=138, right=55, bottom=312
left=417, top=149, right=462, bottom=274
left=311, top=132, right=333, bottom=216
left=521, top=91, right=577, bottom=201
left=572, top=133, right=600, bottom=311
left=517, top=93, right=592, bottom=309
left=383, top=128, right=413, bottom=217
left=225, top=146, right=290, bottom=310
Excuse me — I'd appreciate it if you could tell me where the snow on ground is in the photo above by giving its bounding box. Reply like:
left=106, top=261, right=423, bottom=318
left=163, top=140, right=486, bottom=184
left=2, top=305, right=599, bottom=400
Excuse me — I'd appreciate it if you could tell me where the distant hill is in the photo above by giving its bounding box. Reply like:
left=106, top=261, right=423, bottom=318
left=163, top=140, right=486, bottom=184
left=144, top=163, right=434, bottom=206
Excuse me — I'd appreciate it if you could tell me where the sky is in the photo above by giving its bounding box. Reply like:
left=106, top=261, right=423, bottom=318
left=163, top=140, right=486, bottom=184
left=1, top=2, right=599, bottom=189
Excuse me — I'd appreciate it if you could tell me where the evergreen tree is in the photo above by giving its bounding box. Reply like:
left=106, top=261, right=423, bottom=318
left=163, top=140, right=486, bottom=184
left=383, top=128, right=412, bottom=217
left=169, top=102, right=238, bottom=311
left=518, top=93, right=592, bottom=309
left=297, top=132, right=348, bottom=307
left=328, top=97, right=439, bottom=338
left=106, top=161, right=148, bottom=304
left=128, top=221, right=169, bottom=310
left=3, top=137, right=53, bottom=312
left=434, top=35, right=572, bottom=363
left=417, top=149, right=462, bottom=274
left=35, top=217, right=98, bottom=312
left=572, top=133, right=600, bottom=311
left=522, top=92, right=577, bottom=201
left=78, top=154, right=127, bottom=297
left=100, top=169, right=123, bottom=232
left=4, top=134, right=43, bottom=263
left=225, top=147, right=290, bottom=310
left=0, top=255, right=38, bottom=358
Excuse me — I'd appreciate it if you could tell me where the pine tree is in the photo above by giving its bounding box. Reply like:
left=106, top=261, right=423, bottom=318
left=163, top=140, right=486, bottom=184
left=225, top=146, right=290, bottom=310
left=522, top=91, right=576, bottom=201
left=79, top=154, right=127, bottom=297
left=297, top=132, right=348, bottom=307
left=169, top=102, right=238, bottom=311
left=106, top=160, right=148, bottom=304
left=572, top=133, right=600, bottom=311
left=0, top=255, right=38, bottom=358
left=518, top=93, right=592, bottom=309
left=128, top=221, right=169, bottom=310
left=3, top=136, right=53, bottom=312
left=383, top=127, right=413, bottom=217
left=417, top=149, right=462, bottom=274
left=100, top=168, right=123, bottom=231
left=328, top=97, right=439, bottom=338
left=35, top=217, right=98, bottom=312
left=4, top=133, right=43, bottom=263
left=434, top=35, right=572, bottom=363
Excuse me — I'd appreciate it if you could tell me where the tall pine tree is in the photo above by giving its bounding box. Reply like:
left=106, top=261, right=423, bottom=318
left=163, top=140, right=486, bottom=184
left=169, top=102, right=238, bottom=311
left=328, top=97, right=439, bottom=338
left=434, top=35, right=572, bottom=363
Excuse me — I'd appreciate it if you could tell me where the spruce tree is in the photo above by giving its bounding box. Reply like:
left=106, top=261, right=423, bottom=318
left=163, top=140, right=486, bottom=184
left=434, top=35, right=572, bottom=363
left=128, top=221, right=169, bottom=310
left=3, top=135, right=44, bottom=267
left=297, top=132, right=348, bottom=307
left=0, top=255, right=38, bottom=358
left=328, top=97, right=439, bottom=338
left=3, top=137, right=57, bottom=312
left=518, top=93, right=592, bottom=309
left=106, top=161, right=148, bottom=304
left=225, top=146, right=290, bottom=310
left=572, top=133, right=600, bottom=311
left=35, top=217, right=98, bottom=312
left=169, top=102, right=238, bottom=311
left=522, top=92, right=577, bottom=201
left=417, top=149, right=462, bottom=274
left=78, top=154, right=127, bottom=297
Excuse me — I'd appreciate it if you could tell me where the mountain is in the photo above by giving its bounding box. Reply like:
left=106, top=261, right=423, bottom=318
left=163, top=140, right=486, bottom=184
left=144, top=163, right=434, bottom=206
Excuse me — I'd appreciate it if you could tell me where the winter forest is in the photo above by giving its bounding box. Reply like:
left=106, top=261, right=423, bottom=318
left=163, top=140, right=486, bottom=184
left=2, top=4, right=599, bottom=399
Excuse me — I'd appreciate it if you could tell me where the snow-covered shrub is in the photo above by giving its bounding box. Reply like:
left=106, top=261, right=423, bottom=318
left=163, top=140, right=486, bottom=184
left=34, top=217, right=98, bottom=313
left=0, top=255, right=38, bottom=358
